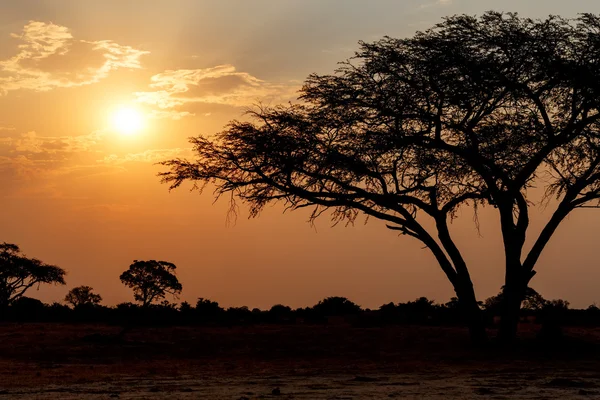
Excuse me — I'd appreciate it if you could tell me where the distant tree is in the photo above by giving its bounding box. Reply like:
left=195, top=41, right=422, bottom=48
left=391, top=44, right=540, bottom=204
left=587, top=303, right=600, bottom=312
left=269, top=304, right=292, bottom=314
left=226, top=306, right=252, bottom=323
left=268, top=304, right=293, bottom=322
left=444, top=297, right=461, bottom=310
left=378, top=302, right=402, bottom=324
left=0, top=243, right=65, bottom=315
left=312, top=296, right=361, bottom=316
left=195, top=297, right=224, bottom=320
left=521, top=289, right=547, bottom=312
left=64, top=286, right=102, bottom=308
left=544, top=299, right=570, bottom=311
left=46, top=302, right=71, bottom=320
left=119, top=260, right=182, bottom=307
left=161, top=13, right=600, bottom=343
left=397, top=297, right=439, bottom=323
left=157, top=299, right=178, bottom=309
left=379, top=302, right=397, bottom=313
left=538, top=298, right=571, bottom=340
left=115, top=302, right=138, bottom=311
left=179, top=301, right=193, bottom=313
left=484, top=286, right=547, bottom=314
left=406, top=297, right=436, bottom=309
left=9, top=296, right=46, bottom=321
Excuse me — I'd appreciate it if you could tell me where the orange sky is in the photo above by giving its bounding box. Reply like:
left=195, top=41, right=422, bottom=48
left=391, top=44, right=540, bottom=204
left=1, top=1, right=600, bottom=309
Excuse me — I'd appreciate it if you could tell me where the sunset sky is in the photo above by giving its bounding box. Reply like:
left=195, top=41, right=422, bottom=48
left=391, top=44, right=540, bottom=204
left=2, top=0, right=600, bottom=310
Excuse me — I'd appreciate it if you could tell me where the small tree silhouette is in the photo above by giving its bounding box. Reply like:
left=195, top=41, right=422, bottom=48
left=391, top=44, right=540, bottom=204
left=195, top=298, right=224, bottom=322
left=64, top=286, right=102, bottom=308
left=268, top=304, right=293, bottom=323
left=313, top=296, right=362, bottom=316
left=0, top=242, right=65, bottom=316
left=119, top=260, right=182, bottom=307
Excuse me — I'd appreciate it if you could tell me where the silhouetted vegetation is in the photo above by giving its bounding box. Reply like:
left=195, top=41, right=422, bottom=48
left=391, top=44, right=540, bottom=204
left=65, top=286, right=103, bottom=308
left=5, top=292, right=600, bottom=336
left=0, top=243, right=586, bottom=334
left=0, top=242, right=65, bottom=318
left=119, top=260, right=182, bottom=307
left=161, top=12, right=600, bottom=344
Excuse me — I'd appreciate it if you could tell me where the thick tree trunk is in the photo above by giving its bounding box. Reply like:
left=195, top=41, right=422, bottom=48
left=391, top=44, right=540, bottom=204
left=0, top=301, right=7, bottom=321
left=457, top=283, right=487, bottom=344
left=465, top=303, right=487, bottom=345
left=498, top=284, right=525, bottom=343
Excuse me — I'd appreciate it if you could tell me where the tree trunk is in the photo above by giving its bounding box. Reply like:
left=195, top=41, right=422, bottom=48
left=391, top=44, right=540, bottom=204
left=0, top=301, right=7, bottom=322
left=465, top=303, right=487, bottom=345
left=498, top=285, right=524, bottom=344
left=457, top=284, right=487, bottom=344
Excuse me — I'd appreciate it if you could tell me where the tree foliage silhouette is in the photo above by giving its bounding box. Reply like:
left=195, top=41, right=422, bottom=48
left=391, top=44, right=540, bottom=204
left=161, top=13, right=600, bottom=343
left=195, top=297, right=223, bottom=320
left=120, top=260, right=182, bottom=307
left=65, top=286, right=102, bottom=308
left=0, top=243, right=65, bottom=315
left=313, top=296, right=362, bottom=316
left=484, top=286, right=546, bottom=313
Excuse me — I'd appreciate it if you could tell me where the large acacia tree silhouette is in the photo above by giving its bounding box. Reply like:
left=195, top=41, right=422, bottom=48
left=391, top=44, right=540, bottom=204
left=161, top=12, right=600, bottom=343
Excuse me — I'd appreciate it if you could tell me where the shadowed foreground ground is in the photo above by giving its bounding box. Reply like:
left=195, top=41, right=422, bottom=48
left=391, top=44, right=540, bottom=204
left=1, top=323, right=600, bottom=399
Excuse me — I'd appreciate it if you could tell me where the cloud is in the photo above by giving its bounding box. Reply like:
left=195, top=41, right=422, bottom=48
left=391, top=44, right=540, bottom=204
left=321, top=46, right=355, bottom=54
left=76, top=203, right=139, bottom=214
left=0, top=129, right=126, bottom=199
left=10, top=21, right=72, bottom=60
left=98, top=148, right=191, bottom=165
left=419, top=0, right=452, bottom=8
left=147, top=109, right=195, bottom=120
left=0, top=130, right=108, bottom=184
left=0, top=130, right=104, bottom=154
left=134, top=64, right=300, bottom=119
left=0, top=130, right=186, bottom=181
left=0, top=153, right=45, bottom=180
left=0, top=21, right=149, bottom=94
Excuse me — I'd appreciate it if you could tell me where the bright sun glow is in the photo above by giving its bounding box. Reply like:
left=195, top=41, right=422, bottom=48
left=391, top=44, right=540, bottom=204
left=111, top=107, right=144, bottom=136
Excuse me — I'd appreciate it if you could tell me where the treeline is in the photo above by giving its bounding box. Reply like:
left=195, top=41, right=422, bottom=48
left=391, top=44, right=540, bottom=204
left=2, top=242, right=600, bottom=329
left=5, top=294, right=600, bottom=328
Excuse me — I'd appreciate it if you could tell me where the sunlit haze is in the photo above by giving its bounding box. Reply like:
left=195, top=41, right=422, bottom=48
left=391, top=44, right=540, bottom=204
left=2, top=0, right=600, bottom=310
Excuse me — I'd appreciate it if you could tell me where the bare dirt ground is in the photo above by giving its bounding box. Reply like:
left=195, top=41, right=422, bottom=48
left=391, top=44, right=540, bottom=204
left=1, top=323, right=600, bottom=399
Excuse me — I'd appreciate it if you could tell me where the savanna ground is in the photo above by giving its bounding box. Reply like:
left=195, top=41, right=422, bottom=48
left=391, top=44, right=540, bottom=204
left=1, top=323, right=600, bottom=399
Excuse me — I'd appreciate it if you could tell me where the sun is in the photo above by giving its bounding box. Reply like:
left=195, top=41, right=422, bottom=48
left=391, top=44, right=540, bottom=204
left=111, top=107, right=145, bottom=136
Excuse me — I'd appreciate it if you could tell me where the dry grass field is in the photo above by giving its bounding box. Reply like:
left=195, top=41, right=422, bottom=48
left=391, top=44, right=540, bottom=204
left=1, top=323, right=600, bottom=399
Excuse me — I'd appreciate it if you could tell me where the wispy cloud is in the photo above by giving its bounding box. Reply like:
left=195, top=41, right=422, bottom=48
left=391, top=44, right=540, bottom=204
left=321, top=46, right=355, bottom=54
left=0, top=21, right=149, bottom=94
left=419, top=0, right=452, bottom=9
left=0, top=131, right=104, bottom=154
left=98, top=148, right=191, bottom=165
left=135, top=64, right=300, bottom=119
left=0, top=130, right=108, bottom=184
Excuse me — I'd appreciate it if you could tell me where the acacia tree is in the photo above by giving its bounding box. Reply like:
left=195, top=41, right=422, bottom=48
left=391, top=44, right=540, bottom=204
left=64, top=286, right=102, bottom=308
left=161, top=13, right=600, bottom=343
left=119, top=260, right=182, bottom=307
left=0, top=243, right=66, bottom=314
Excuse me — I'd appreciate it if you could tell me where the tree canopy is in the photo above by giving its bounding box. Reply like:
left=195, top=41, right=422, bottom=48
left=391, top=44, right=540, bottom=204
left=161, top=12, right=600, bottom=342
left=313, top=296, right=362, bottom=316
left=0, top=242, right=66, bottom=311
left=64, top=285, right=103, bottom=308
left=120, top=260, right=182, bottom=307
